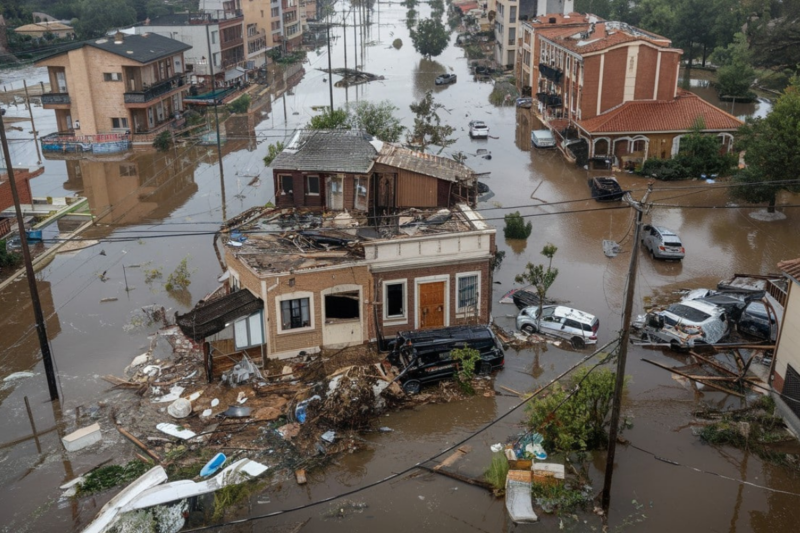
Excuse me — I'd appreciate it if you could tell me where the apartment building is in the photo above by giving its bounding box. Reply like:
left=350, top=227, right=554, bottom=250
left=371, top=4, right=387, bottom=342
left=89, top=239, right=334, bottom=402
left=494, top=0, right=573, bottom=69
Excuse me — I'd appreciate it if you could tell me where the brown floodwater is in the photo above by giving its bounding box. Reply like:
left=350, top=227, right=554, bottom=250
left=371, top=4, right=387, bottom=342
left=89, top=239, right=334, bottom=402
left=2, top=2, right=800, bottom=531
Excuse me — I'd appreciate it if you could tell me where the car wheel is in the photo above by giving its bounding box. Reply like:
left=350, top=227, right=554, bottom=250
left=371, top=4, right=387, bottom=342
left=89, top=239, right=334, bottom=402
left=521, top=324, right=536, bottom=334
left=479, top=362, right=492, bottom=376
left=669, top=340, right=684, bottom=353
left=402, top=380, right=421, bottom=395
left=571, top=337, right=586, bottom=350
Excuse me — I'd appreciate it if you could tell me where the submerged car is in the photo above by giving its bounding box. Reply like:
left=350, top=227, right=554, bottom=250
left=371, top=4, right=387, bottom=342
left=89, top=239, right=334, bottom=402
left=469, top=120, right=489, bottom=139
left=530, top=129, right=556, bottom=149
left=738, top=300, right=778, bottom=341
left=516, top=305, right=599, bottom=349
left=588, top=176, right=625, bottom=202
left=386, top=325, right=505, bottom=394
left=516, top=97, right=533, bottom=108
left=435, top=73, right=457, bottom=85
left=642, top=225, right=685, bottom=261
left=640, top=299, right=729, bottom=349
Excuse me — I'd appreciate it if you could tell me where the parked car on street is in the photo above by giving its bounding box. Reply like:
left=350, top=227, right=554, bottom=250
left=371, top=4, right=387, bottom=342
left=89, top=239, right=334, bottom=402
left=737, top=300, right=778, bottom=341
left=639, top=299, right=729, bottom=349
left=516, top=97, right=533, bottom=108
left=469, top=120, right=489, bottom=139
left=386, top=325, right=505, bottom=394
left=435, top=73, right=457, bottom=85
left=516, top=305, right=599, bottom=349
left=642, top=225, right=685, bottom=261
left=588, top=176, right=625, bottom=202
left=530, top=129, right=556, bottom=149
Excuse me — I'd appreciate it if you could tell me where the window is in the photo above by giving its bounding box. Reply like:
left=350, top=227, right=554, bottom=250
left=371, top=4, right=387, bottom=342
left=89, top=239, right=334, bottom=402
left=103, top=72, right=122, bottom=82
left=234, top=311, right=264, bottom=349
left=306, top=175, right=319, bottom=195
left=271, top=7, right=279, bottom=16
left=280, top=298, right=310, bottom=330
left=119, top=163, right=137, bottom=177
left=325, top=291, right=359, bottom=321
left=279, top=175, right=293, bottom=194
left=457, top=273, right=479, bottom=312
left=111, top=117, right=129, bottom=129
left=510, top=6, right=516, bottom=23
left=211, top=30, right=218, bottom=44
left=633, top=139, right=646, bottom=152
left=384, top=280, right=406, bottom=320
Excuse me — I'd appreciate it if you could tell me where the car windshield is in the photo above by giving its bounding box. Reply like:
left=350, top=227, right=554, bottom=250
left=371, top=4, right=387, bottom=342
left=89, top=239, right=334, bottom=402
left=665, top=304, right=711, bottom=322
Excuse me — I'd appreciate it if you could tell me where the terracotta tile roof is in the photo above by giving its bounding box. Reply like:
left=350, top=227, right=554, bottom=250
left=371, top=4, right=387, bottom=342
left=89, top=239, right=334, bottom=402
left=578, top=91, right=743, bottom=134
left=537, top=20, right=673, bottom=55
left=778, top=258, right=800, bottom=283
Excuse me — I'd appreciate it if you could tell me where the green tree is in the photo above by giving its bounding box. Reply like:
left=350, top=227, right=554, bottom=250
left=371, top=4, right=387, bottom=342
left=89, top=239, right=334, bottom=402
left=407, top=91, right=456, bottom=153
left=711, top=33, right=756, bottom=97
left=227, top=94, right=251, bottom=114
left=74, top=0, right=137, bottom=39
left=152, top=131, right=172, bottom=152
left=410, top=18, right=449, bottom=58
left=348, top=100, right=405, bottom=142
left=745, top=0, right=800, bottom=70
left=670, top=0, right=719, bottom=67
left=0, top=239, right=21, bottom=269
left=307, top=108, right=350, bottom=130
left=731, top=79, right=800, bottom=212
left=263, top=141, right=285, bottom=166
left=674, top=118, right=737, bottom=177
left=515, top=244, right=558, bottom=321
left=451, top=346, right=481, bottom=395
left=527, top=366, right=621, bottom=452
left=503, top=211, right=532, bottom=239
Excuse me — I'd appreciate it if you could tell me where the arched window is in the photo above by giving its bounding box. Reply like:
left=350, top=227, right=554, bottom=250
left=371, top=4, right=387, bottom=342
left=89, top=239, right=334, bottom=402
left=594, top=138, right=609, bottom=156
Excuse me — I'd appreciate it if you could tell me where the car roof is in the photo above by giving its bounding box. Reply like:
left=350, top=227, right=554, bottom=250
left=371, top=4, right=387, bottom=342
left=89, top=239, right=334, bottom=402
left=526, top=305, right=595, bottom=323
left=652, top=226, right=678, bottom=236
left=531, top=129, right=554, bottom=137
left=471, top=120, right=487, bottom=126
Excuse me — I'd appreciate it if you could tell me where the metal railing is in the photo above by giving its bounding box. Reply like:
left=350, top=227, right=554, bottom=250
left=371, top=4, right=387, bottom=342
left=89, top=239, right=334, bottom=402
left=41, top=93, right=70, bottom=105
left=124, top=75, right=185, bottom=104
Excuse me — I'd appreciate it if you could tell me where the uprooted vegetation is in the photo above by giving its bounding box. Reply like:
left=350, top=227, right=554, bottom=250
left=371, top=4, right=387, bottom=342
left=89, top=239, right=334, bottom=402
left=697, top=396, right=800, bottom=468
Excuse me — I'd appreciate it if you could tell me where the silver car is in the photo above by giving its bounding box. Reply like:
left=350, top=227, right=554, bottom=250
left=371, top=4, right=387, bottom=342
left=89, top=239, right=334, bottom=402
left=642, top=225, right=685, bottom=261
left=516, top=305, right=599, bottom=349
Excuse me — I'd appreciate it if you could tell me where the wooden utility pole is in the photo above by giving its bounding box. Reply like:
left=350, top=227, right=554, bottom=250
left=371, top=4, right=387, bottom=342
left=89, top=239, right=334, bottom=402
left=22, top=81, right=42, bottom=165
left=601, top=182, right=652, bottom=520
left=0, top=109, right=59, bottom=401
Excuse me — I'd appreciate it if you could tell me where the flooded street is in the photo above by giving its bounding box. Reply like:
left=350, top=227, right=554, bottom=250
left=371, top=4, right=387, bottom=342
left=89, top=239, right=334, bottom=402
left=2, top=2, right=800, bottom=531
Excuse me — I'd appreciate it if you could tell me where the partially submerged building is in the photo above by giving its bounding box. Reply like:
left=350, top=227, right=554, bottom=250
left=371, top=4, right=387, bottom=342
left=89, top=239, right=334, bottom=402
left=271, top=130, right=479, bottom=213
left=517, top=16, right=743, bottom=167
left=771, top=259, right=800, bottom=436
left=177, top=204, right=496, bottom=361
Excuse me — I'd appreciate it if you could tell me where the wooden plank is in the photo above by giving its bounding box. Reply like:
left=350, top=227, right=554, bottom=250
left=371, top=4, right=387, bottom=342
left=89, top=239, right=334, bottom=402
left=417, top=464, right=494, bottom=492
left=433, top=445, right=471, bottom=471
left=295, top=469, right=307, bottom=485
left=641, top=358, right=745, bottom=398
left=116, top=425, right=162, bottom=464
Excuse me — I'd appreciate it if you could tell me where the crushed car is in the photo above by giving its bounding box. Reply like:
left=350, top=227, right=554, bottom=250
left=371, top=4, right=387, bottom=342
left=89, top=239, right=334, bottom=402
left=636, top=299, right=729, bottom=349
left=516, top=305, right=599, bottom=349
left=385, top=326, right=505, bottom=394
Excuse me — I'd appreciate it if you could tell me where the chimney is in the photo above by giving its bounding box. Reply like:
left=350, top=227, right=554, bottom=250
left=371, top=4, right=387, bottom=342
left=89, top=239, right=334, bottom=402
left=114, top=31, right=124, bottom=43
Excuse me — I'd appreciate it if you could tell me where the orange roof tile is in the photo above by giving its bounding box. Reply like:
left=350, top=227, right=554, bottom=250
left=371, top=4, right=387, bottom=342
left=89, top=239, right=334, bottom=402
left=778, top=258, right=800, bottom=283
left=578, top=91, right=744, bottom=134
left=537, top=20, right=673, bottom=55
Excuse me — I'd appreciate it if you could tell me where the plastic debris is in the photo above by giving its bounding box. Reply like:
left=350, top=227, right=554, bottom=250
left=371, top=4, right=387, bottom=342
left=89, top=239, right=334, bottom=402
left=295, top=395, right=321, bottom=423
left=211, top=398, right=220, bottom=407
left=490, top=443, right=503, bottom=453
left=151, top=386, right=184, bottom=403
left=62, top=423, right=102, bottom=452
left=321, top=431, right=336, bottom=443
left=167, top=398, right=192, bottom=419
left=157, top=423, right=196, bottom=440
left=223, top=406, right=251, bottom=417
left=201, top=409, right=212, bottom=418
left=200, top=453, right=227, bottom=477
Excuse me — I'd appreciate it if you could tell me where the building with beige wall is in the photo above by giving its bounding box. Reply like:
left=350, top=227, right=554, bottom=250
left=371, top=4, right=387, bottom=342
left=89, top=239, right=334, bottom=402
left=772, top=259, right=800, bottom=436
left=36, top=32, right=190, bottom=150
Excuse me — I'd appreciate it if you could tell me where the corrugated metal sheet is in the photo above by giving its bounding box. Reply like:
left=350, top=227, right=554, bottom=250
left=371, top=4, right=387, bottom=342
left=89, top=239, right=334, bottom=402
left=375, top=144, right=475, bottom=184
left=779, top=258, right=800, bottom=284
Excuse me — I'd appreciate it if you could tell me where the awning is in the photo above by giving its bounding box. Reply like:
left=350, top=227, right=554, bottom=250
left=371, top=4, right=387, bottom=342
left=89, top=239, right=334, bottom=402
left=176, top=289, right=262, bottom=341
left=224, top=67, right=246, bottom=82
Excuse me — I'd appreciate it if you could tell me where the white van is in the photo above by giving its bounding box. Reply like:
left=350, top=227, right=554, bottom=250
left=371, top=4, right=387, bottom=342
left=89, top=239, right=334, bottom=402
left=531, top=129, right=556, bottom=149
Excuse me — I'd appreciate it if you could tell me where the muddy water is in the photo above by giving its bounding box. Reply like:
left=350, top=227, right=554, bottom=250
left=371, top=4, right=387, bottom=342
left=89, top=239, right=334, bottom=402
left=2, top=2, right=800, bottom=531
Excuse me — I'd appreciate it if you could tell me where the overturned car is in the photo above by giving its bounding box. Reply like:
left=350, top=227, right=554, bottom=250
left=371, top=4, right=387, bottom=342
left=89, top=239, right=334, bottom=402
left=636, top=299, right=730, bottom=349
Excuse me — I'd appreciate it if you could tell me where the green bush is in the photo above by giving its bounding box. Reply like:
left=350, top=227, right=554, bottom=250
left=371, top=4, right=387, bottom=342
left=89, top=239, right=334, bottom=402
left=227, top=94, right=251, bottom=114
left=503, top=211, right=532, bottom=239
left=483, top=453, right=509, bottom=493
left=639, top=158, right=689, bottom=181
left=152, top=131, right=172, bottom=152
left=451, top=346, right=481, bottom=394
left=0, top=240, right=21, bottom=269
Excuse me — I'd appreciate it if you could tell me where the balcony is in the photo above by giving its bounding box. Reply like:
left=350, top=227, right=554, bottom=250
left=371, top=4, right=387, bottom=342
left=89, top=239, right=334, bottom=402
left=41, top=92, right=71, bottom=107
left=538, top=63, right=563, bottom=84
left=536, top=92, right=562, bottom=107
left=40, top=132, right=131, bottom=154
left=124, top=75, right=185, bottom=105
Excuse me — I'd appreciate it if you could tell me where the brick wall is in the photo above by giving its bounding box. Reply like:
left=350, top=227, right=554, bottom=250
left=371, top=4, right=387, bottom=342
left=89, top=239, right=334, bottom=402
left=656, top=51, right=680, bottom=100
left=581, top=56, right=600, bottom=120
left=599, top=48, right=627, bottom=113
left=634, top=46, right=657, bottom=101
left=0, top=167, right=37, bottom=211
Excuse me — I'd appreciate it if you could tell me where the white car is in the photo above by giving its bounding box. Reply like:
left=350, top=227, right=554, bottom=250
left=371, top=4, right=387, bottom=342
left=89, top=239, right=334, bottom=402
left=640, top=299, right=729, bottom=349
left=516, top=305, right=600, bottom=349
left=469, top=120, right=489, bottom=139
left=531, top=129, right=556, bottom=148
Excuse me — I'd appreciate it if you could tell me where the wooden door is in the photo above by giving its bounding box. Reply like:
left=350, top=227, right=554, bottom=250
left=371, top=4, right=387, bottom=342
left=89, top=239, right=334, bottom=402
left=419, top=281, right=445, bottom=329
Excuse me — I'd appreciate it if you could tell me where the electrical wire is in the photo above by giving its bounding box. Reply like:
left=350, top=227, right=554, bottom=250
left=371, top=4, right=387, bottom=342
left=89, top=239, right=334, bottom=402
left=180, top=338, right=621, bottom=532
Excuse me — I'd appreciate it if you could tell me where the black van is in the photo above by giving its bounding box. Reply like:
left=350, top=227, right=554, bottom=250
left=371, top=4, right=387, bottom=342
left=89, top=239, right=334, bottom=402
left=386, top=325, right=505, bottom=394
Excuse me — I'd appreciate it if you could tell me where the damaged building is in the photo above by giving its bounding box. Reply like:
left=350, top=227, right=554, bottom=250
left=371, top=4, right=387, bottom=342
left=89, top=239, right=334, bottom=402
left=177, top=204, right=497, bottom=363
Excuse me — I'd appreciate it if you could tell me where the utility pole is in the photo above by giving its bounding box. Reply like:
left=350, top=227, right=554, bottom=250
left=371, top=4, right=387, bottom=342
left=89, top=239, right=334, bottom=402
left=601, top=182, right=652, bottom=521
left=22, top=81, right=42, bottom=165
left=0, top=109, right=59, bottom=401
left=325, top=13, right=334, bottom=111
left=343, top=5, right=348, bottom=72
left=205, top=21, right=227, bottom=222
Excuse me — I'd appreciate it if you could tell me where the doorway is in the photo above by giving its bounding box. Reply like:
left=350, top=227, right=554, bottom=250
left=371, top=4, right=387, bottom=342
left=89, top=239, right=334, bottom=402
left=418, top=281, right=446, bottom=329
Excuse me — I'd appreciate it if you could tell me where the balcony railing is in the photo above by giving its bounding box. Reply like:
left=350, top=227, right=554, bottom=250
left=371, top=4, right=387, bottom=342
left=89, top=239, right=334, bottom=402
left=536, top=92, right=562, bottom=107
left=538, top=63, right=563, bottom=84
left=124, top=75, right=185, bottom=104
left=41, top=93, right=71, bottom=105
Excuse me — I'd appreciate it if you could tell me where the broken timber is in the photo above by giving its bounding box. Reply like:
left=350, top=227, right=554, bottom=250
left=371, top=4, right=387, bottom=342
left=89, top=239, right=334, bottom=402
left=641, top=358, right=745, bottom=397
left=419, top=446, right=495, bottom=492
